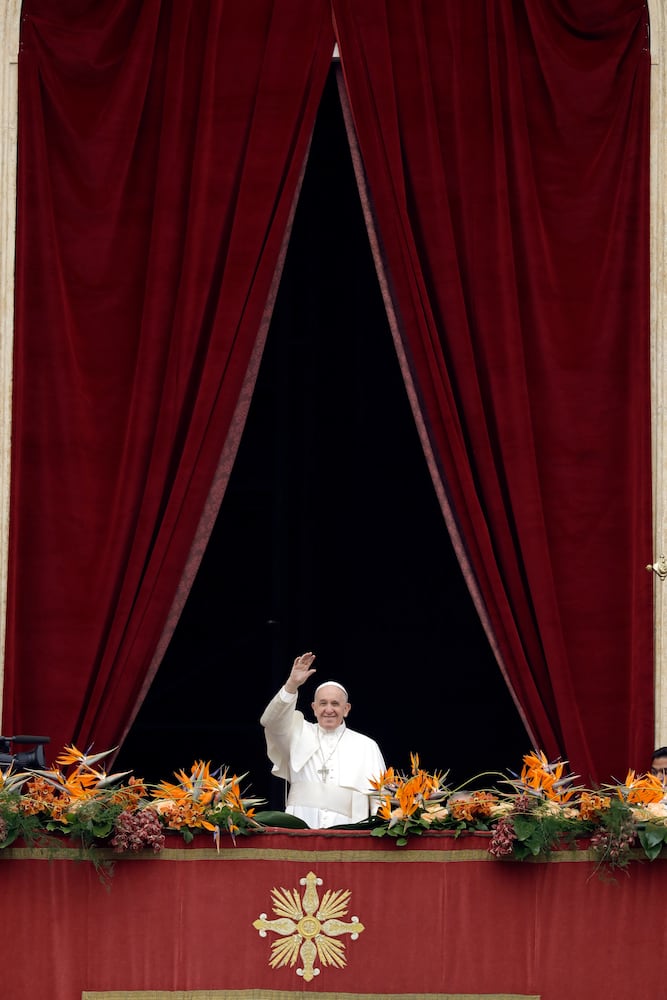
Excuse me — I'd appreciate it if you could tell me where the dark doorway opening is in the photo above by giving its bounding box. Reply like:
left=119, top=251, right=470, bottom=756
left=116, top=69, right=530, bottom=804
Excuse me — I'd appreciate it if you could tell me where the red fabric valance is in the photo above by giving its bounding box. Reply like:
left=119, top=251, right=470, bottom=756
left=1, top=832, right=666, bottom=997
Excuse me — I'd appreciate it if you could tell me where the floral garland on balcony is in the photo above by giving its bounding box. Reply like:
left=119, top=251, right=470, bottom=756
left=369, top=751, right=667, bottom=872
left=0, top=745, right=264, bottom=861
left=1, top=745, right=666, bottom=875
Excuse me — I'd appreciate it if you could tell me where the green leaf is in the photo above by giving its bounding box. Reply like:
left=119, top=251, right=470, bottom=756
left=512, top=814, right=540, bottom=842
left=638, top=824, right=667, bottom=860
left=0, top=829, right=20, bottom=848
left=91, top=822, right=113, bottom=839
left=638, top=823, right=667, bottom=847
left=253, top=810, right=309, bottom=830
left=512, top=842, right=534, bottom=861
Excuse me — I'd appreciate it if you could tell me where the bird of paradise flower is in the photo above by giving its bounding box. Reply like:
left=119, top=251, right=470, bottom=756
left=511, top=750, right=580, bottom=804
left=151, top=759, right=263, bottom=846
left=370, top=752, right=449, bottom=831
left=253, top=871, right=365, bottom=981
left=613, top=769, right=666, bottom=805
left=17, top=743, right=143, bottom=842
left=26, top=744, right=134, bottom=803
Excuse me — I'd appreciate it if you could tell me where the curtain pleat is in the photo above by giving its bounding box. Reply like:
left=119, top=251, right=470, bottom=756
left=7, top=0, right=334, bottom=755
left=332, top=0, right=652, bottom=781
left=7, top=0, right=653, bottom=784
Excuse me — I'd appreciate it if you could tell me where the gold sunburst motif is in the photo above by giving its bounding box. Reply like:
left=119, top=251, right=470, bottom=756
left=253, top=870, right=365, bottom=982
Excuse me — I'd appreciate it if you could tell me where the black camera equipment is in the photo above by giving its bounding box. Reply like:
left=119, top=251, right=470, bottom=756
left=0, top=735, right=50, bottom=770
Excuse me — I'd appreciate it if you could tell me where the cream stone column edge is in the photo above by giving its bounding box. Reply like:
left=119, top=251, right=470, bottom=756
left=0, top=2, right=20, bottom=726
left=651, top=1, right=667, bottom=747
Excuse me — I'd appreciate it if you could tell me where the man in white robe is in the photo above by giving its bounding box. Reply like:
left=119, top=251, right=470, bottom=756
left=260, top=651, right=386, bottom=828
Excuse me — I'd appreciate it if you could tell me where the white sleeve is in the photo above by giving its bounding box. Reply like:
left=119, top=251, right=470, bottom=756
left=260, top=687, right=303, bottom=781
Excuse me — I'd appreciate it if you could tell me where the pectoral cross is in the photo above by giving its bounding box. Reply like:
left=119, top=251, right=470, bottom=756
left=317, top=726, right=345, bottom=783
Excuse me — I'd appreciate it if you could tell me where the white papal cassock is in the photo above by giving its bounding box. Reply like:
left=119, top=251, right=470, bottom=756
left=260, top=686, right=386, bottom=828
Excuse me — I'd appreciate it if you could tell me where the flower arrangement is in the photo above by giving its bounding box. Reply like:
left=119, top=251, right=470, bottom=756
left=151, top=758, right=264, bottom=846
left=0, top=745, right=263, bottom=860
left=369, top=752, right=454, bottom=846
left=1, top=744, right=667, bottom=875
left=369, top=750, right=667, bottom=872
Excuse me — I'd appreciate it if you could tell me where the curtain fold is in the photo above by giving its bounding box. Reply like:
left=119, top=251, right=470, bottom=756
left=332, top=0, right=652, bottom=781
left=7, top=0, right=334, bottom=756
left=7, top=0, right=653, bottom=784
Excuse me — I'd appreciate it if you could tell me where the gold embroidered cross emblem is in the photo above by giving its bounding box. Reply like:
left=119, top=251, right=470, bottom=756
left=253, top=870, right=365, bottom=982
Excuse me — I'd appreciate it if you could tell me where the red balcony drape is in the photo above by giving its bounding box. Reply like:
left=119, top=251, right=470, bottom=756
left=6, top=0, right=334, bottom=756
left=332, top=0, right=653, bottom=782
left=3, top=832, right=667, bottom=998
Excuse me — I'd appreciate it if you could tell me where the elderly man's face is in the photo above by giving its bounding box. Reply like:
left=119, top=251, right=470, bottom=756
left=651, top=754, right=667, bottom=783
left=312, top=685, right=350, bottom=731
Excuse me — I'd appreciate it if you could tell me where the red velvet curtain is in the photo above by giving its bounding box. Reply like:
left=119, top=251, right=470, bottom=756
left=6, top=1, right=653, bottom=784
left=7, top=1, right=334, bottom=756
left=332, top=0, right=653, bottom=782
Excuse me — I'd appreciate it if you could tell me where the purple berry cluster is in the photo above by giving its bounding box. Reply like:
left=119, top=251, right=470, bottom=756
left=111, top=808, right=166, bottom=854
left=589, top=826, right=636, bottom=865
left=488, top=815, right=517, bottom=858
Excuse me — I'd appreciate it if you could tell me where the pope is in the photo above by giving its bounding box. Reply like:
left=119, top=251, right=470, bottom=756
left=260, top=651, right=386, bottom=828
